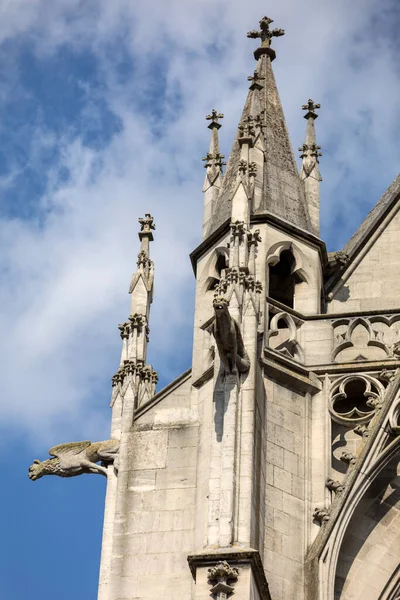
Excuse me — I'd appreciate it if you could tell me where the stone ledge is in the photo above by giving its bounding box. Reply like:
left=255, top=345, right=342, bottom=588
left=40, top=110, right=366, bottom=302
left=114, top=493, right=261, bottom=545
left=262, top=348, right=322, bottom=395
left=192, top=365, right=214, bottom=389
left=187, top=547, right=271, bottom=600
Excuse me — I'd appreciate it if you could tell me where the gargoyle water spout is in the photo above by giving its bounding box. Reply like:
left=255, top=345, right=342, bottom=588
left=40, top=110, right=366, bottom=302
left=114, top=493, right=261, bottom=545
left=28, top=439, right=119, bottom=480
left=211, top=296, right=250, bottom=374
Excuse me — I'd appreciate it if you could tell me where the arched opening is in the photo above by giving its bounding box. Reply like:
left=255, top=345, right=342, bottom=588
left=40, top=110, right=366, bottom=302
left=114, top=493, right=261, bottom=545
left=205, top=248, right=229, bottom=292
left=268, top=249, right=297, bottom=308
left=334, top=455, right=400, bottom=599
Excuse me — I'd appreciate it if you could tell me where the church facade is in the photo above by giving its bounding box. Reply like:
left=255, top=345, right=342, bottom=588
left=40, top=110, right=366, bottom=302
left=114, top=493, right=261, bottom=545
left=30, top=16, right=400, bottom=600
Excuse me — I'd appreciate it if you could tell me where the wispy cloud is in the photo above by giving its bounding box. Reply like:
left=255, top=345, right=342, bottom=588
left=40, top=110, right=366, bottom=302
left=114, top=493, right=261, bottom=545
left=0, top=0, right=398, bottom=446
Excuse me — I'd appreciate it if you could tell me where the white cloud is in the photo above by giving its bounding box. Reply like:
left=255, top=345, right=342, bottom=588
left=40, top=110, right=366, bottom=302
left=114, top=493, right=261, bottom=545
left=0, top=0, right=398, bottom=446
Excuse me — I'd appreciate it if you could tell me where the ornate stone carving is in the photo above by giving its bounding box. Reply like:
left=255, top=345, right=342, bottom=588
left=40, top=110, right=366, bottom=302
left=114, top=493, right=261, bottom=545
left=138, top=213, right=155, bottom=234
left=247, top=229, right=262, bottom=247
left=326, top=479, right=345, bottom=494
left=28, top=440, right=119, bottom=481
left=302, top=98, right=321, bottom=118
left=247, top=69, right=264, bottom=90
left=111, top=360, right=158, bottom=406
left=247, top=16, right=285, bottom=61
left=238, top=115, right=255, bottom=142
left=313, top=507, right=330, bottom=525
left=118, top=314, right=149, bottom=342
left=208, top=561, right=239, bottom=599
left=211, top=296, right=250, bottom=374
left=118, top=321, right=130, bottom=339
left=379, top=368, right=396, bottom=384
left=325, top=479, right=345, bottom=494
left=267, top=306, right=305, bottom=363
left=353, top=423, right=370, bottom=438
left=298, top=143, right=322, bottom=175
left=332, top=315, right=400, bottom=362
left=230, top=220, right=246, bottom=240
left=332, top=250, right=349, bottom=266
left=329, top=374, right=383, bottom=425
left=238, top=159, right=247, bottom=174
left=206, top=109, right=224, bottom=129
left=203, top=152, right=226, bottom=169
left=248, top=161, right=257, bottom=177
left=340, top=451, right=356, bottom=466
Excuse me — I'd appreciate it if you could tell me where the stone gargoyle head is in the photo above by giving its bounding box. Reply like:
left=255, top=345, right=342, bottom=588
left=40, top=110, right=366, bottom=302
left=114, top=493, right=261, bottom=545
left=28, top=459, right=54, bottom=481
left=213, top=296, right=229, bottom=315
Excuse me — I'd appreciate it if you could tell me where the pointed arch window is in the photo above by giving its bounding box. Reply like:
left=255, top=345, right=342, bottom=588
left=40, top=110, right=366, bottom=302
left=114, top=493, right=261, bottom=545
left=204, top=247, right=229, bottom=292
left=268, top=249, right=297, bottom=308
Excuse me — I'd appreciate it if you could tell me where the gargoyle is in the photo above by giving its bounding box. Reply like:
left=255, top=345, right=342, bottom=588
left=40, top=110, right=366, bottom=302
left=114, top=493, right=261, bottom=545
left=28, top=439, right=119, bottom=481
left=210, top=296, right=250, bottom=374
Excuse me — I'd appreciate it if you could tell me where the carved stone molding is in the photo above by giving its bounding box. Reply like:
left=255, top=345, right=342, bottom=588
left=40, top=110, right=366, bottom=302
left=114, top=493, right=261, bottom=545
left=332, top=315, right=400, bottom=362
left=208, top=561, right=239, bottom=599
left=118, top=313, right=149, bottom=340
left=267, top=305, right=305, bottom=363
left=329, top=374, right=384, bottom=426
left=111, top=359, right=158, bottom=406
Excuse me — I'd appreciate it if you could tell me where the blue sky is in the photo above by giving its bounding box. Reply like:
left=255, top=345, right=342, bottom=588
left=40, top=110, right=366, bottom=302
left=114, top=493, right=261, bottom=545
left=0, top=1, right=399, bottom=598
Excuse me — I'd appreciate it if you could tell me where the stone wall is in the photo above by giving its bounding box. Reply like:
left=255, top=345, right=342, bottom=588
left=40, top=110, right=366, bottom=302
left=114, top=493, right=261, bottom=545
left=107, top=375, right=198, bottom=600
left=329, top=209, right=400, bottom=313
left=263, top=379, right=309, bottom=600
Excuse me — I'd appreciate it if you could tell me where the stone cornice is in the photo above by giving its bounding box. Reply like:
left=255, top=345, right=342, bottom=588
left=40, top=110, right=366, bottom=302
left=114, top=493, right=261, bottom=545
left=267, top=297, right=400, bottom=322
left=262, top=348, right=322, bottom=395
left=190, top=213, right=328, bottom=276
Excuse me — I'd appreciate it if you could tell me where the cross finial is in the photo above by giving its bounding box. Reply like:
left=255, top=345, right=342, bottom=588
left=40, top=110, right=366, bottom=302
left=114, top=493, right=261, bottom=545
left=247, top=16, right=285, bottom=45
left=302, top=99, right=321, bottom=119
left=247, top=70, right=265, bottom=90
left=206, top=109, right=224, bottom=130
left=138, top=214, right=155, bottom=236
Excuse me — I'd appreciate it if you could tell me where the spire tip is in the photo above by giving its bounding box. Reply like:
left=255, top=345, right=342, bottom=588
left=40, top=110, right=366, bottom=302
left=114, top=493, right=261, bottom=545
left=247, top=16, right=285, bottom=61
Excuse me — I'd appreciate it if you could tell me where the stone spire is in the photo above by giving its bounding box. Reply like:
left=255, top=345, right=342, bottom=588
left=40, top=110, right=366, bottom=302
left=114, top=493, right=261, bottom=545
left=111, top=214, right=157, bottom=418
left=202, top=109, right=226, bottom=238
left=299, top=99, right=322, bottom=235
left=205, top=16, right=317, bottom=238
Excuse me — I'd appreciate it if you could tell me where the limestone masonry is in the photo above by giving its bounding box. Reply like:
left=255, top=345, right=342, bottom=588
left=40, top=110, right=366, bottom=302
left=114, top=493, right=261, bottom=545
left=29, top=16, right=400, bottom=600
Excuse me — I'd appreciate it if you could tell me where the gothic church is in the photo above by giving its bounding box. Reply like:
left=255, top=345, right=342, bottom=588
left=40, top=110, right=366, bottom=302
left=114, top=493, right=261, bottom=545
left=29, top=16, right=400, bottom=600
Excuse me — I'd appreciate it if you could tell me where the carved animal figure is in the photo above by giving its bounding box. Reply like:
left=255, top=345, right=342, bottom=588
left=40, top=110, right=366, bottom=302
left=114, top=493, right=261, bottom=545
left=28, top=439, right=119, bottom=480
left=211, top=296, right=250, bottom=374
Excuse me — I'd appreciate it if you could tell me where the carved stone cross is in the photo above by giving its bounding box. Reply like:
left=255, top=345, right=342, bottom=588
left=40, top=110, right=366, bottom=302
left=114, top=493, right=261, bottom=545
left=302, top=99, right=321, bottom=119
left=247, top=70, right=264, bottom=90
left=206, top=109, right=224, bottom=130
left=138, top=213, right=155, bottom=233
left=247, top=16, right=285, bottom=47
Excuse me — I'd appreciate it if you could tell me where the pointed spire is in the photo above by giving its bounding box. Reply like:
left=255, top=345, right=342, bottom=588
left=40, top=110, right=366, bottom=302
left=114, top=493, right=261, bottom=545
left=299, top=100, right=322, bottom=235
left=206, top=17, right=315, bottom=238
left=112, top=214, right=157, bottom=415
left=127, top=214, right=155, bottom=361
left=202, top=110, right=226, bottom=239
